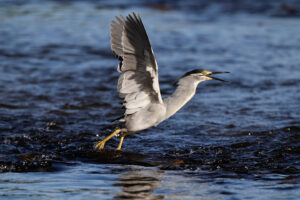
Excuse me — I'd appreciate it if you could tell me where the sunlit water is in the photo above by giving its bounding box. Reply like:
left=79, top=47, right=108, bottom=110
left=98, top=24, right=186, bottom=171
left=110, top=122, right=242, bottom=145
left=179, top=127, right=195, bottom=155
left=2, top=163, right=298, bottom=200
left=0, top=0, right=300, bottom=199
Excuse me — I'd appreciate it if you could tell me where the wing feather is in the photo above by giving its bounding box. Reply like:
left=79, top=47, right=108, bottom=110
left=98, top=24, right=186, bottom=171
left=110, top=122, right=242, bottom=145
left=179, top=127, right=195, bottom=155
left=110, top=12, right=163, bottom=116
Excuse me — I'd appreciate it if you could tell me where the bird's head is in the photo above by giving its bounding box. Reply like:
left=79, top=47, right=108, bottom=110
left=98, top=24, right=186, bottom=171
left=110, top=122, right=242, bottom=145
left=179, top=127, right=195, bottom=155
left=179, top=69, right=229, bottom=84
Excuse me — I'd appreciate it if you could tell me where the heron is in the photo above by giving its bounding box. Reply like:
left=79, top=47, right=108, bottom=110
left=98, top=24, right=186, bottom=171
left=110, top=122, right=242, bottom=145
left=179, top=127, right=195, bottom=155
left=95, top=12, right=228, bottom=151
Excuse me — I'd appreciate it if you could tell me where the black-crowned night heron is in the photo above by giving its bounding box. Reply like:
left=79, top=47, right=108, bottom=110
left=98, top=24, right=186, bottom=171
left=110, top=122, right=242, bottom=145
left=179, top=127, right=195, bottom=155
left=95, top=12, right=228, bottom=151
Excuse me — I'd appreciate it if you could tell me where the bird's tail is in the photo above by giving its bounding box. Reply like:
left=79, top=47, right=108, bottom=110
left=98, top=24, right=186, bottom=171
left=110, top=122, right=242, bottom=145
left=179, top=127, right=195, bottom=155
left=111, top=116, right=125, bottom=123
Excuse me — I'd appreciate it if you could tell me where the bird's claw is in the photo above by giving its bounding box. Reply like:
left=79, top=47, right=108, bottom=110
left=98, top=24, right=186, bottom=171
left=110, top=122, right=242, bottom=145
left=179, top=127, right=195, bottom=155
left=94, top=129, right=126, bottom=151
left=94, top=140, right=105, bottom=150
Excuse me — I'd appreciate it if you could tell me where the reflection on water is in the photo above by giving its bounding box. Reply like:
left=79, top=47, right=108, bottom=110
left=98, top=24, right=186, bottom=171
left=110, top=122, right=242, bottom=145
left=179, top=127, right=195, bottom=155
left=115, top=167, right=163, bottom=199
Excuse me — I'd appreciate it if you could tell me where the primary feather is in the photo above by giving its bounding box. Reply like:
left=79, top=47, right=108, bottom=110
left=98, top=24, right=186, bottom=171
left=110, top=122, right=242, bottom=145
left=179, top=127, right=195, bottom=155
left=110, top=12, right=163, bottom=117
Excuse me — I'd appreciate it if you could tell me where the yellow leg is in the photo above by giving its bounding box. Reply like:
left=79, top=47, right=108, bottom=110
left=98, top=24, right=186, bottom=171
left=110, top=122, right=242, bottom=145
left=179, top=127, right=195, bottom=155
left=116, top=132, right=129, bottom=151
left=95, top=129, right=121, bottom=150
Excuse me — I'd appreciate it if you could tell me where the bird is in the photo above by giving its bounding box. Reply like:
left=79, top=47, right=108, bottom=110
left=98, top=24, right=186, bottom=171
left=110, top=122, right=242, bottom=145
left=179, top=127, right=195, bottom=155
left=95, top=12, right=229, bottom=151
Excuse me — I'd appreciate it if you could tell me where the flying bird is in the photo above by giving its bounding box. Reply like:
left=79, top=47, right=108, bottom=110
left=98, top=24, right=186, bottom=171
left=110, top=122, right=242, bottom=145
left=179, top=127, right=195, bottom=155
left=95, top=12, right=228, bottom=151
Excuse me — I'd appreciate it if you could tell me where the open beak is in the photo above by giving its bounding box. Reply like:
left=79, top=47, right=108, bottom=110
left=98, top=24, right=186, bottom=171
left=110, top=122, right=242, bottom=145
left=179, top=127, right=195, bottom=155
left=206, top=71, right=230, bottom=82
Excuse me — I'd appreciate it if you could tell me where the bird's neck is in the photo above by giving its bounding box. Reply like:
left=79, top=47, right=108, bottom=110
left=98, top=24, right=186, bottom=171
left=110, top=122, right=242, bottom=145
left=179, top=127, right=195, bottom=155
left=163, top=80, right=199, bottom=120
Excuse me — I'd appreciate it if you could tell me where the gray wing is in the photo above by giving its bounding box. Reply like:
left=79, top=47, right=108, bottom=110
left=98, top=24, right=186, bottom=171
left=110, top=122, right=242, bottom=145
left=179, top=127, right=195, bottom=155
left=110, top=12, right=163, bottom=115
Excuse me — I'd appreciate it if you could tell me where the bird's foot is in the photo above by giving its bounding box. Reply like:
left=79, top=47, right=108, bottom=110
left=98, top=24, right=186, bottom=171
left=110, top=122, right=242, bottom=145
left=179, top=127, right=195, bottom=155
left=116, top=142, right=122, bottom=151
left=115, top=132, right=129, bottom=151
left=94, top=140, right=106, bottom=150
left=94, top=129, right=126, bottom=151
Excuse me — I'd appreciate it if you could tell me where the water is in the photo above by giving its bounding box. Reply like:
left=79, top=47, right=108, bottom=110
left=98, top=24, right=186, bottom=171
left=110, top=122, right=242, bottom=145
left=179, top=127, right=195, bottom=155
left=0, top=0, right=300, bottom=199
left=1, top=163, right=298, bottom=200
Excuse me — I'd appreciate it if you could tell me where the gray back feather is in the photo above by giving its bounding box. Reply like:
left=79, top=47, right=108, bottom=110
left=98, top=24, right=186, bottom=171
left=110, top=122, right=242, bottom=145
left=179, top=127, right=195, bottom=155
left=110, top=12, right=163, bottom=115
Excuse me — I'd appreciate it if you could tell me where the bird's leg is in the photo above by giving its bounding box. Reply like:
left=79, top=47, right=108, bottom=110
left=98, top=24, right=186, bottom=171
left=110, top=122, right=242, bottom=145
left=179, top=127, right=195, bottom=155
left=95, top=129, right=122, bottom=150
left=116, top=132, right=129, bottom=151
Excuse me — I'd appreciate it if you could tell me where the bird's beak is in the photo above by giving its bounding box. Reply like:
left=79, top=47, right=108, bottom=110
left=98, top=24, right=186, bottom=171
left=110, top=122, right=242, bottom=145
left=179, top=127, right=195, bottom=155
left=203, top=70, right=230, bottom=82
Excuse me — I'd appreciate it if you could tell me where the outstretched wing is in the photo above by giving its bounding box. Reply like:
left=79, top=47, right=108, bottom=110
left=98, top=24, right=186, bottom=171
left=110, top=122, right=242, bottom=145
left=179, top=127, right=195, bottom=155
left=110, top=12, right=163, bottom=115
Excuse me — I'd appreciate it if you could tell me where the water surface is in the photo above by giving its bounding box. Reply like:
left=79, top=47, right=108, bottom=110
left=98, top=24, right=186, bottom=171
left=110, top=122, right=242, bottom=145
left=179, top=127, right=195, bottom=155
left=0, top=0, right=300, bottom=199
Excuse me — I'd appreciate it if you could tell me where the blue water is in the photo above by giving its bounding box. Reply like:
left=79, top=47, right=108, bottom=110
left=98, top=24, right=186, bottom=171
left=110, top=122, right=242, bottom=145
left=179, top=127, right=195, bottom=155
left=2, top=163, right=299, bottom=200
left=0, top=0, right=300, bottom=199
